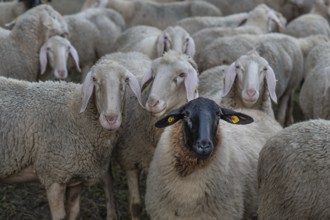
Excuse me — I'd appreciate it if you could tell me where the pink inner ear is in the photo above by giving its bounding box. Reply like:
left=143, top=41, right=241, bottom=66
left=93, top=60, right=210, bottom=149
left=39, top=42, right=48, bottom=75
left=69, top=44, right=81, bottom=72
left=184, top=67, right=199, bottom=101
left=156, top=33, right=166, bottom=57
left=185, top=36, right=196, bottom=58
left=265, top=66, right=277, bottom=103
left=222, top=62, right=237, bottom=97
left=80, top=71, right=94, bottom=113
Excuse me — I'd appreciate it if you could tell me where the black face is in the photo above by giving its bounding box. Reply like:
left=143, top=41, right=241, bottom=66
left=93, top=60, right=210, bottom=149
left=155, top=97, right=254, bottom=160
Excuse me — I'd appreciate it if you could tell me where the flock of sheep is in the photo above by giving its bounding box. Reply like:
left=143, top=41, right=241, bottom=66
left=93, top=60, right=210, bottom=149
left=0, top=0, right=329, bottom=219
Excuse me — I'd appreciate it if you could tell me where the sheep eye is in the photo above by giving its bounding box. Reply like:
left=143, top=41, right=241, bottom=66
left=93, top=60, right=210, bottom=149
left=235, top=65, right=240, bottom=69
left=67, top=46, right=70, bottom=51
left=92, top=76, right=97, bottom=82
left=179, top=72, right=186, bottom=78
left=125, top=77, right=129, bottom=83
left=263, top=67, right=268, bottom=71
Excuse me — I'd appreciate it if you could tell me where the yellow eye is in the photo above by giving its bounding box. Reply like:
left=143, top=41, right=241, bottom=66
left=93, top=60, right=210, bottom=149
left=230, top=116, right=240, bottom=124
left=168, top=116, right=175, bottom=123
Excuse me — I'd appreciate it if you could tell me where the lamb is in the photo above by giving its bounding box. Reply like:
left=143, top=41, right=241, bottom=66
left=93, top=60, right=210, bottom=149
left=0, top=4, right=69, bottom=81
left=111, top=50, right=199, bottom=220
left=39, top=35, right=81, bottom=80
left=0, top=0, right=44, bottom=28
left=193, top=4, right=286, bottom=56
left=113, top=25, right=195, bottom=59
left=195, top=33, right=305, bottom=126
left=63, top=8, right=126, bottom=80
left=221, top=50, right=277, bottom=118
left=176, top=12, right=249, bottom=34
left=81, top=0, right=221, bottom=29
left=145, top=97, right=282, bottom=220
left=258, top=119, right=330, bottom=220
left=0, top=52, right=144, bottom=220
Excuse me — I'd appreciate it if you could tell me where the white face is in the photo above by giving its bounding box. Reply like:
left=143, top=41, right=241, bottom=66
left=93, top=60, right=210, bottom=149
left=47, top=40, right=70, bottom=79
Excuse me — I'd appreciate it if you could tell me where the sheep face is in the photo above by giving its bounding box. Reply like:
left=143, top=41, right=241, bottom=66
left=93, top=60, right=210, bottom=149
left=142, top=51, right=198, bottom=117
left=223, top=52, right=277, bottom=106
left=80, top=63, right=142, bottom=130
left=155, top=97, right=254, bottom=160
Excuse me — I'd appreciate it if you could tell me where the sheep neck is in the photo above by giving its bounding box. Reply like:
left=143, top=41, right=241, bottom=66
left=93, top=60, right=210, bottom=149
left=169, top=121, right=221, bottom=177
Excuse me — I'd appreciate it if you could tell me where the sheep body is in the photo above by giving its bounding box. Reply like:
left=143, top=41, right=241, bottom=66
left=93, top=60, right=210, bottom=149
left=146, top=98, right=282, bottom=220
left=258, top=119, right=330, bottom=220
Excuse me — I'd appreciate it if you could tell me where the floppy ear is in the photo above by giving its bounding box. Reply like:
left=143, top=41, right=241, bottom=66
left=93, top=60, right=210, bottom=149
left=265, top=65, right=277, bottom=103
left=267, top=10, right=286, bottom=32
left=155, top=107, right=184, bottom=128
left=184, top=36, right=196, bottom=57
left=39, top=41, right=48, bottom=75
left=42, top=14, right=60, bottom=30
left=156, top=32, right=169, bottom=57
left=69, top=44, right=81, bottom=72
left=141, top=68, right=153, bottom=92
left=80, top=71, right=94, bottom=113
left=220, top=107, right=254, bottom=125
left=184, top=67, right=199, bottom=101
left=222, top=62, right=237, bottom=97
left=125, top=70, right=144, bottom=108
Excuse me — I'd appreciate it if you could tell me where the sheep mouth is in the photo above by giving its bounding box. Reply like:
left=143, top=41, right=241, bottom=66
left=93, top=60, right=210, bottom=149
left=99, top=115, right=121, bottom=130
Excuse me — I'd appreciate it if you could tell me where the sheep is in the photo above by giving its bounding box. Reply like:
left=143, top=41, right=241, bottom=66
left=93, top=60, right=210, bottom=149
left=257, top=119, right=330, bottom=220
left=192, top=4, right=287, bottom=55
left=111, top=50, right=199, bottom=220
left=176, top=12, right=249, bottom=34
left=283, top=0, right=330, bottom=39
left=0, top=0, right=44, bottom=28
left=195, top=33, right=305, bottom=126
left=81, top=0, right=222, bottom=29
left=295, top=34, right=329, bottom=61
left=309, top=0, right=330, bottom=23
left=0, top=52, right=144, bottom=220
left=113, top=25, right=195, bottom=59
left=0, top=4, right=69, bottom=81
left=145, top=97, right=282, bottom=220
left=63, top=8, right=126, bottom=80
left=221, top=50, right=277, bottom=118
left=38, top=35, right=81, bottom=81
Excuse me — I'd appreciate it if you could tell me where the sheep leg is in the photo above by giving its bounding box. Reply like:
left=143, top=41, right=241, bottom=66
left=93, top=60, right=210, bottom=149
left=46, top=182, right=66, bottom=220
left=102, top=163, right=118, bottom=220
left=66, top=184, right=82, bottom=220
left=285, top=93, right=294, bottom=126
left=276, top=94, right=290, bottom=126
left=127, top=169, right=142, bottom=220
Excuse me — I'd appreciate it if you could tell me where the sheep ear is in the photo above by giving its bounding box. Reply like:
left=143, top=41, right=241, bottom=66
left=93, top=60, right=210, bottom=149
left=220, top=107, right=254, bottom=125
left=69, top=44, right=81, bottom=72
left=265, top=66, right=277, bottom=103
left=80, top=71, right=94, bottom=113
left=184, top=36, right=196, bottom=57
left=43, top=14, right=60, bottom=30
left=267, top=10, right=286, bottom=31
left=39, top=41, right=48, bottom=75
left=185, top=68, right=199, bottom=101
left=222, top=62, right=237, bottom=97
left=154, top=108, right=184, bottom=128
left=141, top=68, right=153, bottom=92
left=156, top=32, right=167, bottom=57
left=125, top=70, right=144, bottom=108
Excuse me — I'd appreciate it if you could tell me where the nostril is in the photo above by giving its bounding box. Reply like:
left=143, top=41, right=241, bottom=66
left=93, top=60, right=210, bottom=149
left=105, top=115, right=117, bottom=124
left=247, top=89, right=256, bottom=97
left=58, top=70, right=65, bottom=78
left=197, top=140, right=212, bottom=150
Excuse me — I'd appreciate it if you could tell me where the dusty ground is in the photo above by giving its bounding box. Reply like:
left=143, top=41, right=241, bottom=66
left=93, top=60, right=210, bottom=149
left=0, top=162, right=150, bottom=220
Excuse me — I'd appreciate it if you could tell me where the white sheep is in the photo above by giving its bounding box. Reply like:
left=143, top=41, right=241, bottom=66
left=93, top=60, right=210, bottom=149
left=0, top=4, right=69, bottom=81
left=195, top=33, right=305, bottom=126
left=111, top=50, right=199, bottom=220
left=145, top=97, right=282, bottom=220
left=113, top=25, right=195, bottom=59
left=221, top=50, right=277, bottom=118
left=176, top=12, right=249, bottom=34
left=81, top=0, right=221, bottom=29
left=63, top=7, right=126, bottom=81
left=258, top=119, right=330, bottom=220
left=0, top=52, right=144, bottom=220
left=39, top=35, right=81, bottom=80
left=0, top=0, right=43, bottom=28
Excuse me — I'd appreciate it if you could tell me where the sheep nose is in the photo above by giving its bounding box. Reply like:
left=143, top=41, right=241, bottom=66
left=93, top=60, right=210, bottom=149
left=197, top=139, right=212, bottom=150
left=148, top=95, right=160, bottom=107
left=58, top=70, right=66, bottom=78
left=195, top=139, right=213, bottom=159
left=105, top=115, right=118, bottom=124
left=247, top=89, right=256, bottom=97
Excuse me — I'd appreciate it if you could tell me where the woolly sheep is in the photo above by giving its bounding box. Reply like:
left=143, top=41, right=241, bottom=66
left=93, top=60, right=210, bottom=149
left=258, top=119, right=330, bottom=220
left=111, top=50, right=199, bottom=220
left=195, top=33, right=305, bottom=126
left=145, top=97, right=282, bottom=220
left=0, top=5, right=68, bottom=81
left=82, top=0, right=221, bottom=29
left=193, top=4, right=287, bottom=55
left=0, top=0, right=43, bottom=28
left=0, top=53, right=144, bottom=220
left=63, top=8, right=126, bottom=80
left=176, top=12, right=249, bottom=34
left=39, top=35, right=81, bottom=80
left=113, top=25, right=195, bottom=59
left=221, top=50, right=277, bottom=118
